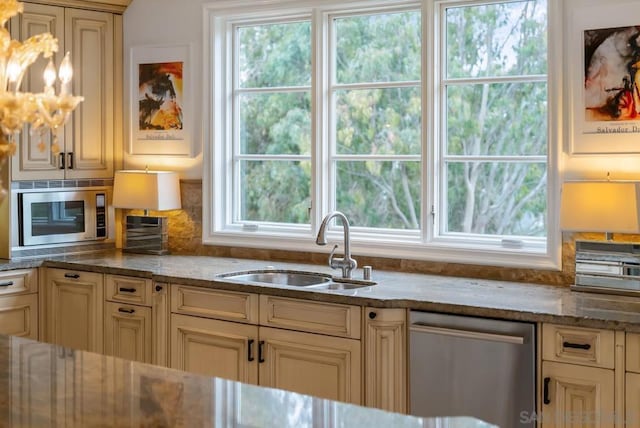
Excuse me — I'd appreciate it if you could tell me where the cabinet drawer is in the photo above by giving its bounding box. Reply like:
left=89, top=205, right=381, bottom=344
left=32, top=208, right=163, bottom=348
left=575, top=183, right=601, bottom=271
left=105, top=275, right=152, bottom=306
left=627, top=333, right=640, bottom=373
left=542, top=323, right=615, bottom=369
left=0, top=294, right=38, bottom=339
left=0, top=269, right=37, bottom=296
left=259, top=295, right=361, bottom=339
left=171, top=284, right=259, bottom=324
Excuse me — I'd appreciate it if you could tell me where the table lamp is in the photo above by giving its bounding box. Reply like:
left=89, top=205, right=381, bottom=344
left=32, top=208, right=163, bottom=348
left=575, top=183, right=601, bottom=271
left=560, top=181, right=640, bottom=241
left=112, top=170, right=182, bottom=255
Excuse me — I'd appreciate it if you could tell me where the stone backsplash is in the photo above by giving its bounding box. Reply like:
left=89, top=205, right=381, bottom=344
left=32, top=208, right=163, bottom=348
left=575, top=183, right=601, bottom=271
left=125, top=180, right=628, bottom=287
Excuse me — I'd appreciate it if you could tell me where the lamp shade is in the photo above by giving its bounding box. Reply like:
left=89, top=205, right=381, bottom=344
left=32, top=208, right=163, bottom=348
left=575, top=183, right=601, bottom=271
left=560, top=181, right=640, bottom=233
left=112, top=170, right=181, bottom=211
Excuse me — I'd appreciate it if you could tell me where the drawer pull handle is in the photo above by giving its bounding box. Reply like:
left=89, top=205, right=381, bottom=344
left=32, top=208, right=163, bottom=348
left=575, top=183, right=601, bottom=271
left=64, top=273, right=80, bottom=279
left=248, top=339, right=255, bottom=362
left=119, top=287, right=137, bottom=293
left=118, top=308, right=135, bottom=314
left=0, top=281, right=14, bottom=287
left=543, top=377, right=551, bottom=405
left=258, top=340, right=265, bottom=363
left=563, top=341, right=591, bottom=350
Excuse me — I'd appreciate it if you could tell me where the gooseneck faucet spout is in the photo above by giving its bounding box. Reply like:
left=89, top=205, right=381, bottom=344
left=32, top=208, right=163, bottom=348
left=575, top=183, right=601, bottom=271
left=316, top=211, right=357, bottom=279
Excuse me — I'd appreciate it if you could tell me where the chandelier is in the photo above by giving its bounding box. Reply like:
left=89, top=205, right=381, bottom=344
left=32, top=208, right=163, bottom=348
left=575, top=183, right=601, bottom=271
left=0, top=0, right=84, bottom=202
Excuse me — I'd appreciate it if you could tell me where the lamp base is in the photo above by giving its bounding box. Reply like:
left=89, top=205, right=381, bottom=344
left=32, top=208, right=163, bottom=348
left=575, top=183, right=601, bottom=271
left=123, top=215, right=170, bottom=255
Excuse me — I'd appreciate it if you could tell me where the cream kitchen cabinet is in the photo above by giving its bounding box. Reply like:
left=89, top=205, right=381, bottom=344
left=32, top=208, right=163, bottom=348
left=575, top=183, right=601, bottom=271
left=170, top=284, right=362, bottom=404
left=171, top=313, right=259, bottom=383
left=0, top=269, right=39, bottom=340
left=103, top=275, right=168, bottom=365
left=540, top=323, right=620, bottom=428
left=364, top=307, right=407, bottom=413
left=541, top=361, right=615, bottom=428
left=43, top=268, right=103, bottom=353
left=10, top=2, right=119, bottom=180
left=626, top=333, right=640, bottom=426
left=258, top=325, right=361, bottom=403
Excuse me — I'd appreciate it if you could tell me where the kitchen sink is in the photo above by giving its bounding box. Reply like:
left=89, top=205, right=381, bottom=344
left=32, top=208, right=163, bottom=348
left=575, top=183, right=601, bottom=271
left=218, top=270, right=332, bottom=287
left=217, top=269, right=375, bottom=290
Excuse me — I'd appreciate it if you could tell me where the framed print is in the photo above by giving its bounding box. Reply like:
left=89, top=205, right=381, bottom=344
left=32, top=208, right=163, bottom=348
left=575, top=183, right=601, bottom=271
left=567, top=1, right=640, bottom=154
left=129, top=44, right=193, bottom=156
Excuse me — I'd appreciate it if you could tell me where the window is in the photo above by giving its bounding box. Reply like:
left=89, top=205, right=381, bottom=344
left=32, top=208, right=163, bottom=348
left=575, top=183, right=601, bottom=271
left=234, top=19, right=312, bottom=226
left=205, top=0, right=558, bottom=269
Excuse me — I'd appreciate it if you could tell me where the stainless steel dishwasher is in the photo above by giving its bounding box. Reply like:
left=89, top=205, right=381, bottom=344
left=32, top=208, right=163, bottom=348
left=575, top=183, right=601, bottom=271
left=409, top=311, right=535, bottom=427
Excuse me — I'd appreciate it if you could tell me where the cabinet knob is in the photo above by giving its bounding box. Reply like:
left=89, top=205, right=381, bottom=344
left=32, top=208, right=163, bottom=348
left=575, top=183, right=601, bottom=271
left=155, top=285, right=163, bottom=292
left=368, top=311, right=377, bottom=319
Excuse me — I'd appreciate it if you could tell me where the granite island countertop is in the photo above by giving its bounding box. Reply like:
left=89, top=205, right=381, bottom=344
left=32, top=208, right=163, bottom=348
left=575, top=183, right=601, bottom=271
left=3, top=251, right=640, bottom=332
left=0, top=334, right=494, bottom=428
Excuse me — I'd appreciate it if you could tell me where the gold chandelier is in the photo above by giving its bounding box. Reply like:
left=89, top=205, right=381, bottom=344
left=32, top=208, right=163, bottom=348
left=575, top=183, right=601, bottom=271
left=0, top=0, right=84, bottom=201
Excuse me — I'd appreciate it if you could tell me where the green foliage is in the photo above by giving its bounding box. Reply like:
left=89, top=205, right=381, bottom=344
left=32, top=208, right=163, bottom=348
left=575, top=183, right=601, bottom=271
left=235, top=0, right=548, bottom=237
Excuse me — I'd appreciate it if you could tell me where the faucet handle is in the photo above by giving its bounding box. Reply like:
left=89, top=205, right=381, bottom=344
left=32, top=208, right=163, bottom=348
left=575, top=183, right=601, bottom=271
left=328, top=244, right=340, bottom=263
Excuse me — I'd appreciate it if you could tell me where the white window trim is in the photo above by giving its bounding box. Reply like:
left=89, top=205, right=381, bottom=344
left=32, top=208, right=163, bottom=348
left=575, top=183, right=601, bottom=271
left=202, top=0, right=562, bottom=270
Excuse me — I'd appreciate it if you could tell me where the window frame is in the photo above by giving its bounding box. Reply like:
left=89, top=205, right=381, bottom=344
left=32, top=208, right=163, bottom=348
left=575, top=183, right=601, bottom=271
left=202, top=0, right=561, bottom=270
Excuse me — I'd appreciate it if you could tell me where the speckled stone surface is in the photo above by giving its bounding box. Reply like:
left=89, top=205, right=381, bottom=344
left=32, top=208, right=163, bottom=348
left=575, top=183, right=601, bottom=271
left=1, top=251, right=638, bottom=332
left=0, top=334, right=494, bottom=428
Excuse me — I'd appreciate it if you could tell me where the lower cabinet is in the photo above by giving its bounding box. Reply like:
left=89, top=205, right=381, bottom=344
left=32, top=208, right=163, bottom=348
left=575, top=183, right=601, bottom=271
left=0, top=269, right=39, bottom=340
left=103, top=275, right=168, bottom=365
left=169, top=284, right=363, bottom=405
left=364, top=307, right=406, bottom=413
left=627, top=373, right=640, bottom=427
left=259, top=326, right=361, bottom=403
left=104, top=301, right=152, bottom=363
left=541, top=361, right=615, bottom=427
left=170, top=313, right=258, bottom=384
left=44, top=268, right=104, bottom=353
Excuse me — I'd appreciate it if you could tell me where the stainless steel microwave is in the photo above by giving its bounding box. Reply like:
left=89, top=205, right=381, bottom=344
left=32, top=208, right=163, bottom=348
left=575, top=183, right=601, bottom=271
left=18, top=190, right=107, bottom=246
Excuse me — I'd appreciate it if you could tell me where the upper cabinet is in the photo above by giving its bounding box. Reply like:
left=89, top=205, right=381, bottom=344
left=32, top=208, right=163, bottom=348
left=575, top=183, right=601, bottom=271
left=10, top=2, right=121, bottom=181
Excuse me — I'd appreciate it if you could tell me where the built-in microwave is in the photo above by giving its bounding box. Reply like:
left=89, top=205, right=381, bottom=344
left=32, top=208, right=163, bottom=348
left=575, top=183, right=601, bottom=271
left=18, top=190, right=107, bottom=246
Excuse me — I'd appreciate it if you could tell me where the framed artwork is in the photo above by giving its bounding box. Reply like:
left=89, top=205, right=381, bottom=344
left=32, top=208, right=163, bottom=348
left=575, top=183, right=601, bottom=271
left=129, top=44, right=193, bottom=156
left=567, top=1, right=640, bottom=154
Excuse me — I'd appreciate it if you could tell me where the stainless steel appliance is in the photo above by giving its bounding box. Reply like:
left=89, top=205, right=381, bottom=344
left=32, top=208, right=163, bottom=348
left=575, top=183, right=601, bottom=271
left=572, top=240, right=640, bottom=296
left=18, top=189, right=107, bottom=246
left=409, top=311, right=535, bottom=427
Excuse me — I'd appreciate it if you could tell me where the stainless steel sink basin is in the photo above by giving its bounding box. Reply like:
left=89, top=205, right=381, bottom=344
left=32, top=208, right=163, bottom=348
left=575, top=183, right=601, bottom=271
left=218, top=269, right=376, bottom=290
left=219, top=270, right=332, bottom=287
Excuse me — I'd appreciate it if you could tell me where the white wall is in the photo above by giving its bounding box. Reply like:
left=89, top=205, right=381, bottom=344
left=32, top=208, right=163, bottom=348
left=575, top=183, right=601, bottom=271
left=123, top=0, right=209, bottom=178
left=123, top=0, right=640, bottom=182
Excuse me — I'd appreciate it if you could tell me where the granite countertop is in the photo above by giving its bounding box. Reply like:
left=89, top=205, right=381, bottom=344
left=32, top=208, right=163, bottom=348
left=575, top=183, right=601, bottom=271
left=4, top=251, right=640, bottom=331
left=0, top=334, right=494, bottom=428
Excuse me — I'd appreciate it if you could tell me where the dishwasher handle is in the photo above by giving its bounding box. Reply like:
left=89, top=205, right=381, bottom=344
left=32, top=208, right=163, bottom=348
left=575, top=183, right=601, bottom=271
left=410, top=323, right=526, bottom=345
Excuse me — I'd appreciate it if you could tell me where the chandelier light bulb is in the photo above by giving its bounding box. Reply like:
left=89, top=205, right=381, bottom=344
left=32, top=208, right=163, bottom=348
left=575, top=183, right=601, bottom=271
left=43, top=59, right=56, bottom=89
left=59, top=52, right=72, bottom=82
left=6, top=58, right=21, bottom=84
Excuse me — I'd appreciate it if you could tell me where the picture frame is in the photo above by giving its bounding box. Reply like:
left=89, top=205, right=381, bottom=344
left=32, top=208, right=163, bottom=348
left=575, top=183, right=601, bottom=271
left=567, top=1, right=640, bottom=154
left=129, top=44, right=193, bottom=156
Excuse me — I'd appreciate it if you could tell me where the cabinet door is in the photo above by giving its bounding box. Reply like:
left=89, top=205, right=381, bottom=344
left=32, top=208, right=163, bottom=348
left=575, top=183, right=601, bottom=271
left=45, top=269, right=104, bottom=353
left=10, top=3, right=65, bottom=180
left=364, top=308, right=406, bottom=413
left=0, top=294, right=38, bottom=339
left=259, top=326, right=361, bottom=404
left=627, top=373, right=640, bottom=427
left=104, top=301, right=152, bottom=363
left=170, top=313, right=258, bottom=384
left=64, top=8, right=114, bottom=179
left=541, top=361, right=615, bottom=428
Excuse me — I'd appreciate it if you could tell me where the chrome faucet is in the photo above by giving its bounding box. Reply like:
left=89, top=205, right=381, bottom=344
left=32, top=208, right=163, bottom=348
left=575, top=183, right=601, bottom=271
left=316, top=211, right=357, bottom=279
